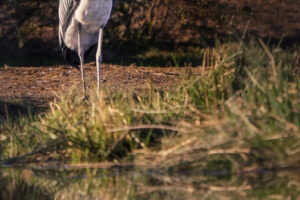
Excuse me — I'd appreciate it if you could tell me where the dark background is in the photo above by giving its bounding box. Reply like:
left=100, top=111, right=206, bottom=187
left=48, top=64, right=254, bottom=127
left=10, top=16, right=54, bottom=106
left=0, top=0, right=299, bottom=66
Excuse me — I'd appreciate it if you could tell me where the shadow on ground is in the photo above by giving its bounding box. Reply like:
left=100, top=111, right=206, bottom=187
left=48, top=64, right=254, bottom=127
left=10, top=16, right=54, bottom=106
left=0, top=99, right=47, bottom=123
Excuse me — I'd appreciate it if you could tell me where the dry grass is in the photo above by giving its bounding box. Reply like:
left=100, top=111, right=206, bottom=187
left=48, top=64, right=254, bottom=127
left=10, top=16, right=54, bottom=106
left=0, top=39, right=299, bottom=175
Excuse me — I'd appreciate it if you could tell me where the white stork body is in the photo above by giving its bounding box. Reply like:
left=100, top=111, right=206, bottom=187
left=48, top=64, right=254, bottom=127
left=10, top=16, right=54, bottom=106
left=75, top=0, right=113, bottom=26
left=59, top=0, right=116, bottom=93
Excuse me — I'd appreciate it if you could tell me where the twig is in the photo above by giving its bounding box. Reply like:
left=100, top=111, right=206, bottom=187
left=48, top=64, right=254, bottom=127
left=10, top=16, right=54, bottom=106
left=136, top=185, right=195, bottom=195
left=244, top=68, right=265, bottom=92
left=217, top=51, right=243, bottom=67
left=107, top=124, right=186, bottom=133
left=270, top=114, right=299, bottom=132
left=226, top=100, right=259, bottom=134
left=239, top=20, right=250, bottom=49
left=209, top=185, right=252, bottom=191
left=258, top=38, right=277, bottom=79
left=62, top=162, right=137, bottom=169
left=159, top=136, right=199, bottom=156
left=132, top=109, right=169, bottom=114
left=207, top=148, right=250, bottom=155
left=163, top=72, right=179, bottom=76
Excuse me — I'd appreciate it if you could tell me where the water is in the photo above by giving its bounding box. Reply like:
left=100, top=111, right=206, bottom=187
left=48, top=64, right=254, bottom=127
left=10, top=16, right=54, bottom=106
left=0, top=165, right=300, bottom=200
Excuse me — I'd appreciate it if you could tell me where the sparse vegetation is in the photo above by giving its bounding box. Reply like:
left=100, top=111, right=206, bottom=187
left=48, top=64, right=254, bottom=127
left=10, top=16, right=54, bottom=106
left=1, top=39, right=299, bottom=174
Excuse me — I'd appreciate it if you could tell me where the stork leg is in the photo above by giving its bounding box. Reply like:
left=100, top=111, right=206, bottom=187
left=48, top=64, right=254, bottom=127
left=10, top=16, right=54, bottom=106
left=77, top=23, right=86, bottom=94
left=96, top=28, right=104, bottom=94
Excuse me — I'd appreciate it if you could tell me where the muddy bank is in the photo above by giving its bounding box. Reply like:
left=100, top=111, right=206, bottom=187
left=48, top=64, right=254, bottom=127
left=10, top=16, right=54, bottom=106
left=0, top=63, right=202, bottom=106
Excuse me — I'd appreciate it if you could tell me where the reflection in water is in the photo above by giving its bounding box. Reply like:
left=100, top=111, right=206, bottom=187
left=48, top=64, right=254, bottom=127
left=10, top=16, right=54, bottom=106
left=0, top=166, right=300, bottom=200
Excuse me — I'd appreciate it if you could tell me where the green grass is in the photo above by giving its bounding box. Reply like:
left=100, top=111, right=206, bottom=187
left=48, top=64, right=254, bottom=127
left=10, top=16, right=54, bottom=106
left=0, top=39, right=299, bottom=174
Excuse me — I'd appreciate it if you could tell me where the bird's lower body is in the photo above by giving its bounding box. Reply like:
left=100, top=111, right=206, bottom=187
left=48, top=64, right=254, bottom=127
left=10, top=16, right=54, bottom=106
left=77, top=23, right=103, bottom=95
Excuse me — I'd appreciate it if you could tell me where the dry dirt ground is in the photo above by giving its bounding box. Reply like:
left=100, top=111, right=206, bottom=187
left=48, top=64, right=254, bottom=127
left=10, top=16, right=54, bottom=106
left=0, top=63, right=202, bottom=107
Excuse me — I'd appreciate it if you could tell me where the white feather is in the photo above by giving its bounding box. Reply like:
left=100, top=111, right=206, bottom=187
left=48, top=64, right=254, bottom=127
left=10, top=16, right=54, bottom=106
left=63, top=0, right=113, bottom=53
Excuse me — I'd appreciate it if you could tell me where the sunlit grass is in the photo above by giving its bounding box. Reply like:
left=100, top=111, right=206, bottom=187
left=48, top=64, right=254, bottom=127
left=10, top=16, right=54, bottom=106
left=0, top=39, right=299, bottom=174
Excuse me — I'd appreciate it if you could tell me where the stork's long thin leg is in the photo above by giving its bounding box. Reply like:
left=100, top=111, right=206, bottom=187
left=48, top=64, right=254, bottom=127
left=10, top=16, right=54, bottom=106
left=96, top=28, right=104, bottom=93
left=77, top=23, right=86, bottom=94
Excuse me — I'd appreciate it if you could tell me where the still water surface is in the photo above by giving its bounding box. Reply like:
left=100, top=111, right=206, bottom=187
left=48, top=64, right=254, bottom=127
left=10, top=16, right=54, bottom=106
left=0, top=166, right=299, bottom=200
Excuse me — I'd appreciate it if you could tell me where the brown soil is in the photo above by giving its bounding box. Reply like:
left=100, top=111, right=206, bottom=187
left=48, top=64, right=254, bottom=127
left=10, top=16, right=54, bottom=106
left=0, top=63, right=202, bottom=107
